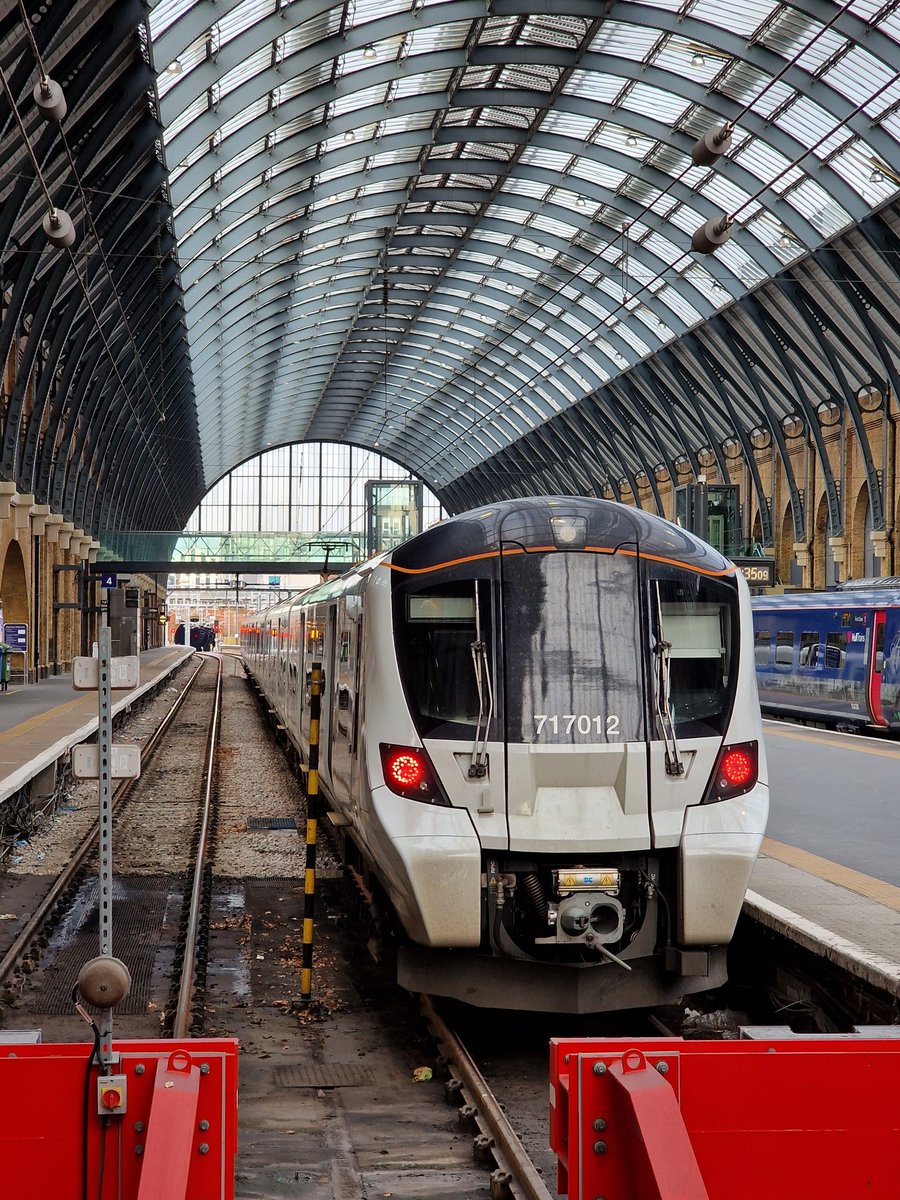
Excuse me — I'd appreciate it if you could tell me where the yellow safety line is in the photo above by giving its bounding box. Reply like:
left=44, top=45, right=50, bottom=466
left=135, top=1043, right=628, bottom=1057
left=0, top=650, right=183, bottom=747
left=0, top=695, right=90, bottom=745
left=761, top=837, right=900, bottom=913
left=764, top=722, right=900, bottom=760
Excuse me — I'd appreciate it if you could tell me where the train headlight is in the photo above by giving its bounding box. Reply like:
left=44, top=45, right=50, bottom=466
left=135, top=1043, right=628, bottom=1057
left=703, top=740, right=758, bottom=803
left=549, top=516, right=587, bottom=548
left=380, top=744, right=451, bottom=805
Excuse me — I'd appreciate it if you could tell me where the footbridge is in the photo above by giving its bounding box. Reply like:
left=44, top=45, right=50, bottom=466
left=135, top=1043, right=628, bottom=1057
left=95, top=532, right=366, bottom=576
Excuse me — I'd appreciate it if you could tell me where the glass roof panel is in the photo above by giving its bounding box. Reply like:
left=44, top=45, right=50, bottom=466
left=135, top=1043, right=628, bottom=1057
left=150, top=0, right=900, bottom=491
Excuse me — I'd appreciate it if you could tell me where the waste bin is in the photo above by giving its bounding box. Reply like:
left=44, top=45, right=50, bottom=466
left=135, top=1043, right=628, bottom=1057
left=0, top=643, right=11, bottom=692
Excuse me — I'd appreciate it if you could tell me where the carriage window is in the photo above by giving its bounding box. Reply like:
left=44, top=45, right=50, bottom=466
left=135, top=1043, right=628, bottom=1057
left=825, top=632, right=848, bottom=669
left=875, top=623, right=885, bottom=674
left=799, top=631, right=819, bottom=667
left=775, top=630, right=794, bottom=666
left=754, top=631, right=771, bottom=665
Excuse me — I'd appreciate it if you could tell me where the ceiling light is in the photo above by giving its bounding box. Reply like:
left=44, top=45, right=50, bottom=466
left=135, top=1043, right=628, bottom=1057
left=344, top=129, right=356, bottom=142
left=712, top=282, right=724, bottom=293
left=691, top=52, right=705, bottom=67
left=778, top=232, right=792, bottom=248
left=166, top=59, right=183, bottom=74
left=625, top=134, right=638, bottom=147
left=363, top=44, right=377, bottom=60
left=870, top=168, right=885, bottom=183
left=576, top=196, right=587, bottom=208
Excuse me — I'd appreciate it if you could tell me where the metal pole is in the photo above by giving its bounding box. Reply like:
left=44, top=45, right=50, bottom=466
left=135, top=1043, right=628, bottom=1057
left=97, top=621, right=114, bottom=1066
left=299, top=662, right=322, bottom=1004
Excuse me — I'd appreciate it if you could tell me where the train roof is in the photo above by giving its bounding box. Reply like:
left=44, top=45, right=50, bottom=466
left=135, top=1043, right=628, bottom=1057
left=753, top=589, right=900, bottom=609
left=390, top=495, right=733, bottom=577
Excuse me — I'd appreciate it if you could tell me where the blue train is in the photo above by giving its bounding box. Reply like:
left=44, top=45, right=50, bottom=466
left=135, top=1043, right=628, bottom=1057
left=752, top=589, right=900, bottom=731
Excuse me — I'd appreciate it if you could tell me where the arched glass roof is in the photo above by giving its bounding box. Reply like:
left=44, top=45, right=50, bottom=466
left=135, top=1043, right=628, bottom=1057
left=149, top=0, right=900, bottom=495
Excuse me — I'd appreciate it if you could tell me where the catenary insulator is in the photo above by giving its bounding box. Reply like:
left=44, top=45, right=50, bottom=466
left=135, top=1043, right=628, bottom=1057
left=691, top=215, right=732, bottom=255
left=43, top=208, right=76, bottom=248
left=691, top=124, right=732, bottom=167
left=33, top=76, right=67, bottom=123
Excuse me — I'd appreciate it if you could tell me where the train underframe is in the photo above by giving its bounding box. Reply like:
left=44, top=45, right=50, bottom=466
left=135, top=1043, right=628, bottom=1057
left=340, top=823, right=726, bottom=1013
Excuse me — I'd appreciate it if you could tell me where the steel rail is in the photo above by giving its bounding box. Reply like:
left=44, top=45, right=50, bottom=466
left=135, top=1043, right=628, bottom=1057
left=171, top=654, right=223, bottom=1038
left=0, top=658, right=205, bottom=988
left=420, top=994, right=555, bottom=1200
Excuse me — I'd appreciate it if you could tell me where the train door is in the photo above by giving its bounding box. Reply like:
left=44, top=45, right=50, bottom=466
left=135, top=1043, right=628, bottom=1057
left=881, top=608, right=900, bottom=729
left=328, top=600, right=358, bottom=804
left=277, top=614, right=289, bottom=711
left=868, top=610, right=888, bottom=726
left=316, top=604, right=339, bottom=796
left=500, top=543, right=652, bottom=855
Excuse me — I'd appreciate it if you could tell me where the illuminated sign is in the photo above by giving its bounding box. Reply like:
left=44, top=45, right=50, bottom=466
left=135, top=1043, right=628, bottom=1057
left=731, top=557, right=776, bottom=587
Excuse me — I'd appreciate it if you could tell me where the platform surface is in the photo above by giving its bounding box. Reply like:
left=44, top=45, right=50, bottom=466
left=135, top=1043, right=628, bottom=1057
left=0, top=646, right=193, bottom=802
left=747, top=720, right=900, bottom=995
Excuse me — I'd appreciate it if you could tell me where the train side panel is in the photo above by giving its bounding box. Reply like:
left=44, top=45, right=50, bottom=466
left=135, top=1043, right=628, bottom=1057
left=752, top=591, right=900, bottom=730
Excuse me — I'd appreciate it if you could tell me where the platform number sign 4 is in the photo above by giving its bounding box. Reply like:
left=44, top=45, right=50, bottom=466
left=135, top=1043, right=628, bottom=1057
left=101, top=573, right=117, bottom=589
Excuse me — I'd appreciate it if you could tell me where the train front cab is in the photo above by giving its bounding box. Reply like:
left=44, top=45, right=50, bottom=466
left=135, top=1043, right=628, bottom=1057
left=372, top=501, right=767, bottom=1012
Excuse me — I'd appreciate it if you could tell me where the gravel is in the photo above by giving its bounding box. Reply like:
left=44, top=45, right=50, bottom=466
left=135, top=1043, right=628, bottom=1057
left=4, top=652, right=341, bottom=881
left=5, top=659, right=199, bottom=877
left=214, top=657, right=340, bottom=877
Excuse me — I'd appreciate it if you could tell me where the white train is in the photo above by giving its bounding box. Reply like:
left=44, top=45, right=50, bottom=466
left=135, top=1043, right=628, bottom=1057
left=243, top=496, right=768, bottom=1013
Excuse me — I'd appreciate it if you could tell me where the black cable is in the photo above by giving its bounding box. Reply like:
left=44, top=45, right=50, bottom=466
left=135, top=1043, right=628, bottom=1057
left=75, top=984, right=102, bottom=1200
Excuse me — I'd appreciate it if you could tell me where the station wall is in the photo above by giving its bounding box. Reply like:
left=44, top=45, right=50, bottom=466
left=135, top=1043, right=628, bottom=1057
left=613, top=396, right=898, bottom=590
left=0, top=491, right=165, bottom=681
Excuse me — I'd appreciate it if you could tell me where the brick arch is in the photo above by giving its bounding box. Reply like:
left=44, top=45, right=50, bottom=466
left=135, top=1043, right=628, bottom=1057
left=813, top=493, right=832, bottom=589
left=1, top=540, right=28, bottom=629
left=850, top=482, right=875, bottom=580
left=778, top=502, right=794, bottom=585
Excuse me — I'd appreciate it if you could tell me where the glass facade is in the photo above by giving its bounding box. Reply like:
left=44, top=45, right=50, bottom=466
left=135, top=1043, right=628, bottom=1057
left=184, top=441, right=444, bottom=536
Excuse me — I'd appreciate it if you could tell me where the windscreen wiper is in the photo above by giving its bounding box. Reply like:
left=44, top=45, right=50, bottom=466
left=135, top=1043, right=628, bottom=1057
left=469, top=585, right=493, bottom=778
left=653, top=582, right=685, bottom=777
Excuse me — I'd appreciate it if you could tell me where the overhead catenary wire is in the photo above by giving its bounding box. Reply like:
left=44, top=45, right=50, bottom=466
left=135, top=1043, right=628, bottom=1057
left=16, top=0, right=169, bottom=429
left=0, top=56, right=184, bottom=517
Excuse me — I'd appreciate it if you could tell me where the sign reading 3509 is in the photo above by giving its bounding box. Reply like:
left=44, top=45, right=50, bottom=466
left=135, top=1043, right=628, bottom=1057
left=731, top=557, right=776, bottom=587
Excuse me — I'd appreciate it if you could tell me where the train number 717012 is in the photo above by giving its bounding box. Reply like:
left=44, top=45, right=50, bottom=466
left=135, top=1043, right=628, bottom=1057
left=533, top=714, right=620, bottom=737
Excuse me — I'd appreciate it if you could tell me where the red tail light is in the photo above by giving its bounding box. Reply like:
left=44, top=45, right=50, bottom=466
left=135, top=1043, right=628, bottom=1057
left=704, top=740, right=758, bottom=803
left=380, top=744, right=450, bottom=805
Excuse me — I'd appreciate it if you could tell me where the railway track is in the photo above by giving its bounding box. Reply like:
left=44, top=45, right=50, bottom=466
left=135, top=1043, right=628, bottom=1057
left=0, top=655, right=222, bottom=1036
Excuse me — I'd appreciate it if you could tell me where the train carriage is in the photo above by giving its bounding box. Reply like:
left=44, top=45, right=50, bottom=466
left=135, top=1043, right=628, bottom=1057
left=752, top=590, right=900, bottom=731
left=244, top=497, right=768, bottom=1013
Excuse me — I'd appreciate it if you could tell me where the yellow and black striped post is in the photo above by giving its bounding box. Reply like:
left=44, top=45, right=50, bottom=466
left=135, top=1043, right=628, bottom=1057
left=299, top=661, right=322, bottom=1004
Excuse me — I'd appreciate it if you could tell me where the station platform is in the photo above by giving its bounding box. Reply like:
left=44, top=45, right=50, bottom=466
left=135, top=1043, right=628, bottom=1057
left=0, top=646, right=194, bottom=807
left=746, top=720, right=900, bottom=1001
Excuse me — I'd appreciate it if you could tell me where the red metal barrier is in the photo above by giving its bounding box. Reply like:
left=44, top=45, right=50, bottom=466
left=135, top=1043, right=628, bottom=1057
left=0, top=1038, right=238, bottom=1199
left=550, top=1035, right=900, bottom=1200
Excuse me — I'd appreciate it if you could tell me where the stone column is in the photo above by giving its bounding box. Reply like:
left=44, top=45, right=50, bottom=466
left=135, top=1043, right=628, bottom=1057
left=792, top=542, right=811, bottom=589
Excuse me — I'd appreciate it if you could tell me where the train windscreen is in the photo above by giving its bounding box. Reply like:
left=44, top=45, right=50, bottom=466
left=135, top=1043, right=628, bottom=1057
left=649, top=567, right=737, bottom=737
left=395, top=578, right=492, bottom=738
left=500, top=550, right=645, bottom=745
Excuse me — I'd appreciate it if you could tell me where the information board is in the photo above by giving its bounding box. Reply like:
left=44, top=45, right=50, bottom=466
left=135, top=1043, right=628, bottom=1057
left=3, top=623, right=27, bottom=653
